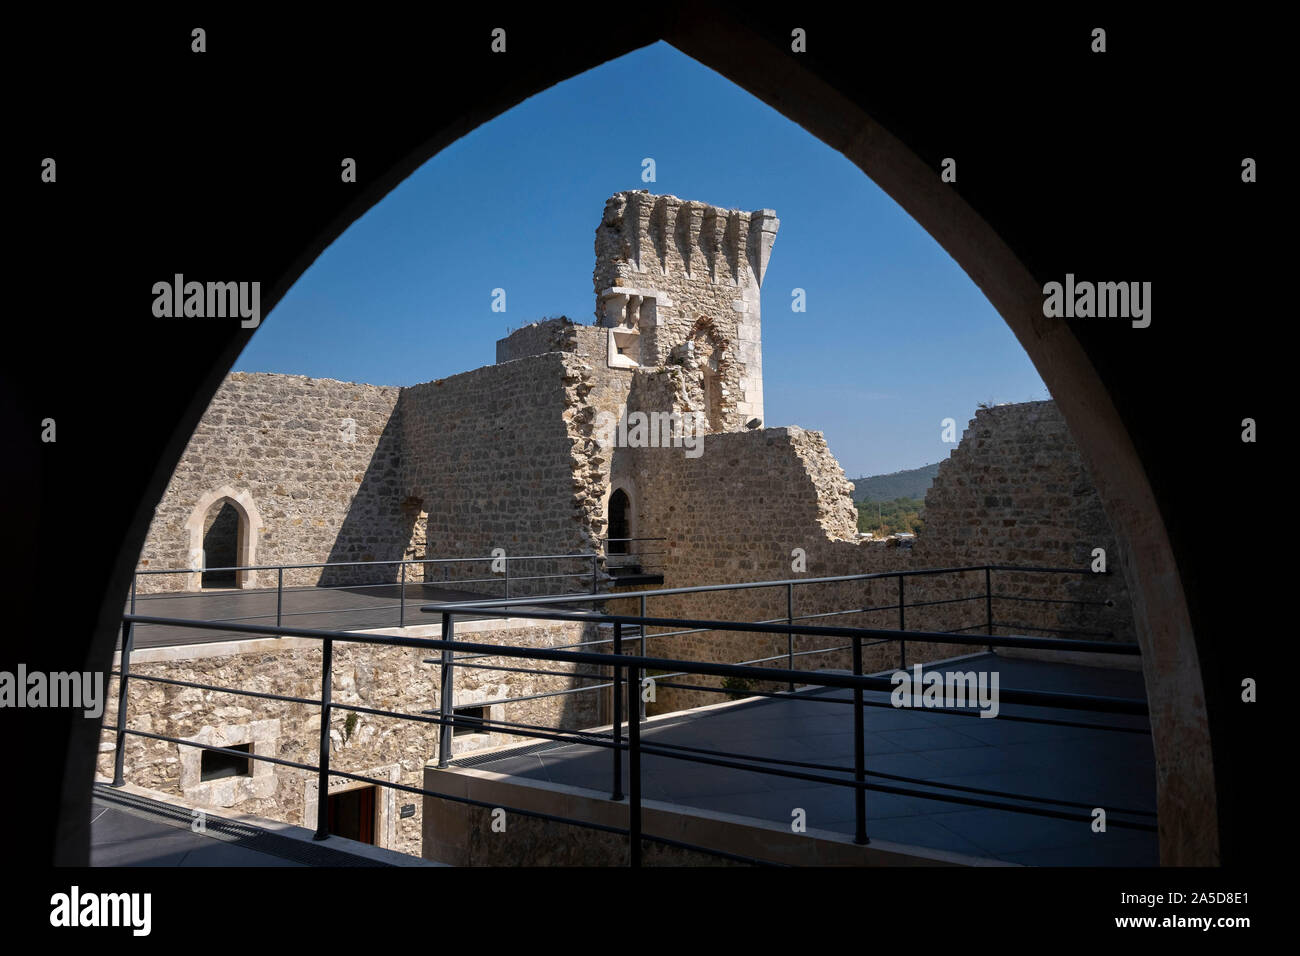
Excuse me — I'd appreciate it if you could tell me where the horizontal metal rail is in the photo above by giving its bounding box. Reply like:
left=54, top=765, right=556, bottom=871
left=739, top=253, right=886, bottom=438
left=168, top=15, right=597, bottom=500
left=427, top=563, right=1109, bottom=611
left=418, top=561, right=1130, bottom=725
left=991, top=621, right=1115, bottom=638
left=643, top=676, right=1151, bottom=735
left=134, top=552, right=602, bottom=575
left=131, top=574, right=580, bottom=596
left=448, top=660, right=612, bottom=680
left=110, top=560, right=1141, bottom=865
left=120, top=611, right=1143, bottom=714
left=993, top=593, right=1114, bottom=608
left=419, top=605, right=1141, bottom=660
left=131, top=550, right=605, bottom=632
left=644, top=640, right=897, bottom=684
left=110, top=673, right=1154, bottom=838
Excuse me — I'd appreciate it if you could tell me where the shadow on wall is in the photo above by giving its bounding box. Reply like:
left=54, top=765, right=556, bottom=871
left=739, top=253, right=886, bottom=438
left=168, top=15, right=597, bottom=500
left=201, top=501, right=239, bottom=588
left=318, top=408, right=417, bottom=589
left=314, top=385, right=595, bottom=601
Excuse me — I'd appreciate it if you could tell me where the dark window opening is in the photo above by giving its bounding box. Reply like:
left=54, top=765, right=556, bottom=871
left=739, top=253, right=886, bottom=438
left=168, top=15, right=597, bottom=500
left=607, top=489, right=630, bottom=555
left=326, top=786, right=376, bottom=845
left=453, top=705, right=489, bottom=737
left=701, top=362, right=724, bottom=432
left=200, top=742, right=252, bottom=781
left=202, top=499, right=240, bottom=588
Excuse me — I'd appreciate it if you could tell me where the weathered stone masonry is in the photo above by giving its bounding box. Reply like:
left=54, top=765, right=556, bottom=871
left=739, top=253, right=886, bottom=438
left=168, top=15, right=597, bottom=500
left=137, top=191, right=785, bottom=591
left=97, top=619, right=601, bottom=857
left=607, top=402, right=1134, bottom=713
left=135, top=373, right=405, bottom=592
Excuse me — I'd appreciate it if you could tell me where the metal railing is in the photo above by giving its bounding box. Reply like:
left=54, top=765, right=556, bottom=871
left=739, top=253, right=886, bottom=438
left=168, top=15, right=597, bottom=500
left=128, top=552, right=606, bottom=631
left=103, top=562, right=1145, bottom=866
left=600, top=536, right=668, bottom=575
left=425, top=564, right=1119, bottom=720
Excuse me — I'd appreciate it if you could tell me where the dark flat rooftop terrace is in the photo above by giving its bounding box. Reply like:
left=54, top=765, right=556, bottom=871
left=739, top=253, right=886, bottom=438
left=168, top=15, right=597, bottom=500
left=90, top=784, right=429, bottom=866
left=125, top=582, right=559, bottom=648
left=453, top=653, right=1157, bottom=866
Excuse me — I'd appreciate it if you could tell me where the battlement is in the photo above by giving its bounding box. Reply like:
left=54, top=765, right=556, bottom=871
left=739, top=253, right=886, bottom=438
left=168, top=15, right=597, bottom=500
left=594, top=190, right=779, bottom=292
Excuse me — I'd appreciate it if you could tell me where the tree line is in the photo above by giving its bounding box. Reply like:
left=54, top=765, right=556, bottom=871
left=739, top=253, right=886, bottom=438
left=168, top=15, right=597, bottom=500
left=856, top=496, right=924, bottom=536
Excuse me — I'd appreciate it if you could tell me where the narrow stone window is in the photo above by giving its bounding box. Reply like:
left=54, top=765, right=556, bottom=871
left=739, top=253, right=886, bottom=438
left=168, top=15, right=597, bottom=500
left=200, top=742, right=252, bottom=781
left=452, top=705, right=489, bottom=737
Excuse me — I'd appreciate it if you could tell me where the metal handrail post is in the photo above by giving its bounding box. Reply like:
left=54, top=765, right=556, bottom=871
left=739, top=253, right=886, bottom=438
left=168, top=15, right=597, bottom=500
left=786, top=582, right=795, bottom=693
left=110, top=618, right=134, bottom=788
left=504, top=558, right=510, bottom=600
left=627, top=658, right=642, bottom=867
left=852, top=633, right=869, bottom=845
left=312, top=636, right=334, bottom=840
left=399, top=561, right=406, bottom=628
left=985, top=566, right=994, bottom=652
left=437, top=612, right=455, bottom=768
left=638, top=594, right=647, bottom=721
left=276, top=566, right=284, bottom=629
left=898, top=574, right=906, bottom=669
left=612, top=621, right=624, bottom=801
left=592, top=554, right=598, bottom=594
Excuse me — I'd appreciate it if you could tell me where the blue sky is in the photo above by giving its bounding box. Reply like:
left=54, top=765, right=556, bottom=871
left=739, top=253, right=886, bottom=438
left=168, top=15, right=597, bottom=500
left=235, top=42, right=1048, bottom=479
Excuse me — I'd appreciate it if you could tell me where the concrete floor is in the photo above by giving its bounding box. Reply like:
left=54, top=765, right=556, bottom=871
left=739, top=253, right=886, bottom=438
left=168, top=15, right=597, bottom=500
left=455, top=653, right=1158, bottom=866
left=89, top=785, right=400, bottom=866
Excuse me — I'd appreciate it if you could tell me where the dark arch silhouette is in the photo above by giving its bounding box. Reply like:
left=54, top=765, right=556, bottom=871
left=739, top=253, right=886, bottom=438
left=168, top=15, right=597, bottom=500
left=200, top=499, right=240, bottom=588
left=19, top=9, right=1267, bottom=867
left=607, top=489, right=631, bottom=555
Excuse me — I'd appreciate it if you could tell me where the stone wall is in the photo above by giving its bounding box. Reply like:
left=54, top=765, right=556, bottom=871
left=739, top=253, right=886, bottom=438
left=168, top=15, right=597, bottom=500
left=605, top=402, right=1133, bottom=713
left=135, top=372, right=404, bottom=592
left=136, top=192, right=781, bottom=594
left=137, top=351, right=632, bottom=597
left=97, top=619, right=600, bottom=858
left=916, top=402, right=1134, bottom=642
left=132, top=375, right=1131, bottom=719
left=397, top=354, right=594, bottom=592
left=494, top=317, right=578, bottom=364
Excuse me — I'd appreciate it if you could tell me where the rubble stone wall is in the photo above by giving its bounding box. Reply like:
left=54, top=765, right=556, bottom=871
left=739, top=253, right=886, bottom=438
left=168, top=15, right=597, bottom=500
left=607, top=403, right=1133, bottom=713
left=97, top=619, right=599, bottom=858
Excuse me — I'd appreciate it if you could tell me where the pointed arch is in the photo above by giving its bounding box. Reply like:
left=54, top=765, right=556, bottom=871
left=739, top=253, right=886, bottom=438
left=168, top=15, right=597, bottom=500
left=183, top=486, right=264, bottom=590
left=603, top=478, right=638, bottom=557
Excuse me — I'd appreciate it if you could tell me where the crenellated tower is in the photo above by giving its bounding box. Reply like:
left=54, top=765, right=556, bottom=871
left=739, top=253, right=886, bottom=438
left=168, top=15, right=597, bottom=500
left=593, top=190, right=779, bottom=430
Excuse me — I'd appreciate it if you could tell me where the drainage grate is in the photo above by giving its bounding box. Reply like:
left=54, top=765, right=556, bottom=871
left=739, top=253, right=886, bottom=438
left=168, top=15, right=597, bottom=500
left=92, top=783, right=392, bottom=867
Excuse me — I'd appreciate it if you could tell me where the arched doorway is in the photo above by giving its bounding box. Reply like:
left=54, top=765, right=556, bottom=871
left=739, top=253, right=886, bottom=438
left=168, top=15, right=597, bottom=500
left=201, top=499, right=240, bottom=588
left=184, top=486, right=264, bottom=590
left=607, top=488, right=631, bottom=555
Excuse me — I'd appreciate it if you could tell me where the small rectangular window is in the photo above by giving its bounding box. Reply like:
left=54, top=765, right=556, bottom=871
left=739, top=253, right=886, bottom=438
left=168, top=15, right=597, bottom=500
left=452, top=705, right=489, bottom=737
left=201, top=742, right=252, bottom=781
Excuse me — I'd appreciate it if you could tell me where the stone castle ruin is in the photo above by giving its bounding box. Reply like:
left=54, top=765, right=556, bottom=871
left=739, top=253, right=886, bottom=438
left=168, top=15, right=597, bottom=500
left=109, top=191, right=1137, bottom=858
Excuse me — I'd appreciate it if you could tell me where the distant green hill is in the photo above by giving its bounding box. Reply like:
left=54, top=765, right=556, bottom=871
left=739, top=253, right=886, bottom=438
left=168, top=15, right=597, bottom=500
left=850, top=462, right=941, bottom=502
